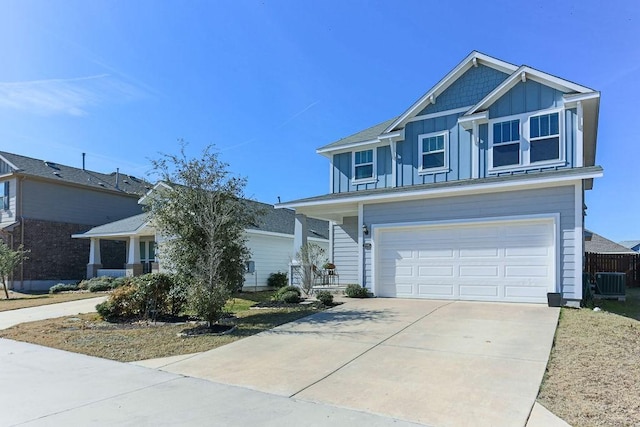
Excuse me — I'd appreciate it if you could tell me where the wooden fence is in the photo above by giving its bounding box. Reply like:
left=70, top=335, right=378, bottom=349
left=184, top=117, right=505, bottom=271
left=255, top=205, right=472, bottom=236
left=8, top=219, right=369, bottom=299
left=585, top=252, right=640, bottom=287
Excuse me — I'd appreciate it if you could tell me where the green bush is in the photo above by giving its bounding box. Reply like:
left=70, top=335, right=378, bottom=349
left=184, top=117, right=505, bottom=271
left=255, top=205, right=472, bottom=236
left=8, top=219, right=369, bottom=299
left=267, top=272, right=288, bottom=288
left=49, top=283, right=79, bottom=294
left=95, top=273, right=185, bottom=321
left=315, top=290, right=333, bottom=305
left=344, top=284, right=369, bottom=298
left=280, top=290, right=301, bottom=304
left=79, top=276, right=116, bottom=292
left=273, top=285, right=301, bottom=300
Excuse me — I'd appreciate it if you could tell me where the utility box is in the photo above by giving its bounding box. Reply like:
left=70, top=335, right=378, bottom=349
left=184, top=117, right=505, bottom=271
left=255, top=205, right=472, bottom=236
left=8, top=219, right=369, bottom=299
left=594, top=272, right=626, bottom=301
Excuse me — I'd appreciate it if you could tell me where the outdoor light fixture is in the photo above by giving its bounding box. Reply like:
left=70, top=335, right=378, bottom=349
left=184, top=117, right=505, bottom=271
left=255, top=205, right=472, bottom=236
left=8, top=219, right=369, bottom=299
left=362, top=224, right=369, bottom=235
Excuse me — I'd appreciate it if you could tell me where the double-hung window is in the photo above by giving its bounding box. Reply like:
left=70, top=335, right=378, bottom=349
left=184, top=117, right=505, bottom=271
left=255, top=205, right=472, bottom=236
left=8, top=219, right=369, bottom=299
left=492, top=120, right=520, bottom=167
left=489, top=109, right=563, bottom=171
left=530, top=112, right=560, bottom=163
left=353, top=149, right=375, bottom=181
left=419, top=132, right=448, bottom=172
left=1, top=182, right=8, bottom=211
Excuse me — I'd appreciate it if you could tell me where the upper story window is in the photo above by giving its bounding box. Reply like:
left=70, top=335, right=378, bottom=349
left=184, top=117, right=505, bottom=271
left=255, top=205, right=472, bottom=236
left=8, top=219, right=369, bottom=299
left=1, top=182, right=8, bottom=211
left=353, top=149, right=375, bottom=182
left=530, top=112, right=560, bottom=162
left=419, top=131, right=448, bottom=173
left=489, top=109, right=563, bottom=172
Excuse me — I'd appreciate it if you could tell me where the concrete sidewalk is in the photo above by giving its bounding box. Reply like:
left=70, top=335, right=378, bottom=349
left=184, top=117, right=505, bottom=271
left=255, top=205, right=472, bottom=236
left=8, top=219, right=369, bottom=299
left=0, top=339, right=422, bottom=426
left=0, top=296, right=106, bottom=330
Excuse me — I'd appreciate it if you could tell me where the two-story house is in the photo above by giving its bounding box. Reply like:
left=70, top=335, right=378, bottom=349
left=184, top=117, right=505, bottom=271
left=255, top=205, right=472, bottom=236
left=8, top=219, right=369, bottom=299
left=0, top=151, right=150, bottom=291
left=278, top=51, right=602, bottom=307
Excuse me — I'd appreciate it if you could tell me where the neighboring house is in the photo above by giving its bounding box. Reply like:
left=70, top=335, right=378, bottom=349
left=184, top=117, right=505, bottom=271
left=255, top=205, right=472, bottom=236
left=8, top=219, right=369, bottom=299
left=73, top=197, right=329, bottom=290
left=619, top=240, right=640, bottom=253
left=0, top=151, right=150, bottom=290
left=278, top=51, right=602, bottom=306
left=585, top=231, right=637, bottom=254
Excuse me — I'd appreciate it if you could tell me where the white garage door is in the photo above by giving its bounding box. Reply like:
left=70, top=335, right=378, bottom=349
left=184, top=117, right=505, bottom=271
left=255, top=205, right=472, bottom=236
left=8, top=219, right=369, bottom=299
left=375, top=219, right=555, bottom=303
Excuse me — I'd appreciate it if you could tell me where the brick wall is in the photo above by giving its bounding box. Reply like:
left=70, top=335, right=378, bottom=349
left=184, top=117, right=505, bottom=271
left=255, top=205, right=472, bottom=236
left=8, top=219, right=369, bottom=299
left=8, top=219, right=125, bottom=281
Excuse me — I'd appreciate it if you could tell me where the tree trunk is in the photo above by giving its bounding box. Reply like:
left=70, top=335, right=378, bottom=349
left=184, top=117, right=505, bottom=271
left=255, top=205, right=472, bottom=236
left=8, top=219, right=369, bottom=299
left=1, top=278, right=9, bottom=299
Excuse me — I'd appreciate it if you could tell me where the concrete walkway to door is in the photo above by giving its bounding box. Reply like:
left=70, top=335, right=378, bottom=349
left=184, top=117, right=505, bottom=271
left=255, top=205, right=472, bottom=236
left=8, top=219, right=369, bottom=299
left=159, top=298, right=560, bottom=427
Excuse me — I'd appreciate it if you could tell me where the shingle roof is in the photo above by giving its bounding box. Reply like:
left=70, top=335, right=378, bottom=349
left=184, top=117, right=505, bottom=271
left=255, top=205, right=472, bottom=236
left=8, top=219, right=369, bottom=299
left=76, top=201, right=329, bottom=240
left=0, top=151, right=151, bottom=196
left=585, top=231, right=637, bottom=254
left=619, top=240, right=640, bottom=251
left=316, top=117, right=398, bottom=151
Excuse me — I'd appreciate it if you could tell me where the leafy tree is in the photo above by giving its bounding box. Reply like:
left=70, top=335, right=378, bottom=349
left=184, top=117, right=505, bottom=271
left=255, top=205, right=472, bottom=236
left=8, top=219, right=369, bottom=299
left=0, top=241, right=29, bottom=299
left=148, top=143, right=257, bottom=327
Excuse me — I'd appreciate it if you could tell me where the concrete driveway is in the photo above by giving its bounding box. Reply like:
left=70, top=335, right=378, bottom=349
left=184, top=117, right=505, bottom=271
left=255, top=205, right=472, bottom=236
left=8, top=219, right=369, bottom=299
left=160, top=298, right=559, bottom=427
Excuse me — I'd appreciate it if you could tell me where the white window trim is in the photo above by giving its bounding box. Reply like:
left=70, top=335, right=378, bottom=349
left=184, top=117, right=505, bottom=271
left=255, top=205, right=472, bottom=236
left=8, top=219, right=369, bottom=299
left=418, top=131, right=449, bottom=174
left=488, top=107, right=565, bottom=173
left=352, top=148, right=377, bottom=184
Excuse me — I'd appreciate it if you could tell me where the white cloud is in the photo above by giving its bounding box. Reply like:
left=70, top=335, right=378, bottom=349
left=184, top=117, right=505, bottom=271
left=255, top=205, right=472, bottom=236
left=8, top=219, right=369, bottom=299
left=0, top=74, right=145, bottom=116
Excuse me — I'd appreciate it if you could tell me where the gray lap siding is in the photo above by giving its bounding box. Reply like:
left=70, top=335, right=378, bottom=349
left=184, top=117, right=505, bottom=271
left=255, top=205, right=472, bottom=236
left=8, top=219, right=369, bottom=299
left=362, top=185, right=579, bottom=300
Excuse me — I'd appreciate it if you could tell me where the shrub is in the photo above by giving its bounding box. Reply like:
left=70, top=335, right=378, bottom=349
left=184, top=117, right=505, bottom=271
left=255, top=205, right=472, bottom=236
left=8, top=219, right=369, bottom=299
left=344, top=284, right=369, bottom=298
left=49, top=283, right=79, bottom=294
left=280, top=290, right=301, bottom=304
left=273, top=285, right=301, bottom=300
left=267, top=272, right=288, bottom=288
left=79, top=276, right=116, bottom=292
left=88, top=281, right=113, bottom=292
left=95, top=273, right=185, bottom=321
left=315, top=290, right=333, bottom=305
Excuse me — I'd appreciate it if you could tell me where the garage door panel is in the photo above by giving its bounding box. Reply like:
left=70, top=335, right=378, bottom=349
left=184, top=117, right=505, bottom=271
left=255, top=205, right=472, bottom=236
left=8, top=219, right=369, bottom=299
left=459, top=248, right=499, bottom=258
left=417, top=284, right=454, bottom=296
left=459, top=265, right=499, bottom=277
left=459, top=285, right=499, bottom=297
left=375, top=219, right=555, bottom=303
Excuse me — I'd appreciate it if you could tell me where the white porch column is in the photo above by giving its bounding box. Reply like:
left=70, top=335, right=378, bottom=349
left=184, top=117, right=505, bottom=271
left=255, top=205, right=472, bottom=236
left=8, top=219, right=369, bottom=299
left=86, top=238, right=103, bottom=279
left=127, top=236, right=140, bottom=264
left=293, top=214, right=308, bottom=255
left=89, top=238, right=101, bottom=264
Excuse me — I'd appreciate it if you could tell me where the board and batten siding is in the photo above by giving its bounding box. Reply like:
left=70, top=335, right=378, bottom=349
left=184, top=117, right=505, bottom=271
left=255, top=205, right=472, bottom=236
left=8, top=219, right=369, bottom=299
left=21, top=180, right=143, bottom=226
left=398, top=112, right=471, bottom=187
left=332, top=146, right=393, bottom=193
left=332, top=216, right=359, bottom=284
left=363, top=185, right=579, bottom=300
left=0, top=178, right=17, bottom=227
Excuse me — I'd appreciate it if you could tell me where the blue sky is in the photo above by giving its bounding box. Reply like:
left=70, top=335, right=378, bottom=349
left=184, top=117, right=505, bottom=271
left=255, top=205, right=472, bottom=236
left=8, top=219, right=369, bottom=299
left=0, top=0, right=638, bottom=241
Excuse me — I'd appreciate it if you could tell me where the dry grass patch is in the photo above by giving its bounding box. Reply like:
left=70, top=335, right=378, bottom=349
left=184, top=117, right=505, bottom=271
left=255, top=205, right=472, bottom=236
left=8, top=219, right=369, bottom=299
left=0, top=291, right=103, bottom=312
left=538, top=288, right=640, bottom=426
left=0, top=291, right=322, bottom=362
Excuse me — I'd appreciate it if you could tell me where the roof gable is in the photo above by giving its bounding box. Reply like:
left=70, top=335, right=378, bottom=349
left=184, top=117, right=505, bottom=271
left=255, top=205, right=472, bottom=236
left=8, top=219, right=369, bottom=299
left=417, top=64, right=510, bottom=116
left=384, top=51, right=518, bottom=132
left=465, top=65, right=595, bottom=117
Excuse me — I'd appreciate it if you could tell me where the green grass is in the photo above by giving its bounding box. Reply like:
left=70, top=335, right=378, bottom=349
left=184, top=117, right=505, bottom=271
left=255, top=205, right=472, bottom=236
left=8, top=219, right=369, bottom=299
left=593, top=286, right=640, bottom=320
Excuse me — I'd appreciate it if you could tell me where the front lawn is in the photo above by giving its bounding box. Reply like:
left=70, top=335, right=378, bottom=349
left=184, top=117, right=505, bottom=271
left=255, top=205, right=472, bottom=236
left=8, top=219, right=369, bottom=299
left=0, top=291, right=323, bottom=362
left=0, top=291, right=103, bottom=312
left=538, top=287, right=640, bottom=426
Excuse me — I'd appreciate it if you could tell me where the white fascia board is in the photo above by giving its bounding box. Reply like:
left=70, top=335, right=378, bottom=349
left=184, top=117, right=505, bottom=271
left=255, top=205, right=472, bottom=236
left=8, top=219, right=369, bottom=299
left=72, top=231, right=142, bottom=239
left=563, top=91, right=600, bottom=108
left=458, top=111, right=488, bottom=130
left=246, top=228, right=329, bottom=242
left=0, top=154, right=19, bottom=171
left=279, top=170, right=603, bottom=210
left=384, top=52, right=518, bottom=133
left=138, top=181, right=172, bottom=204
